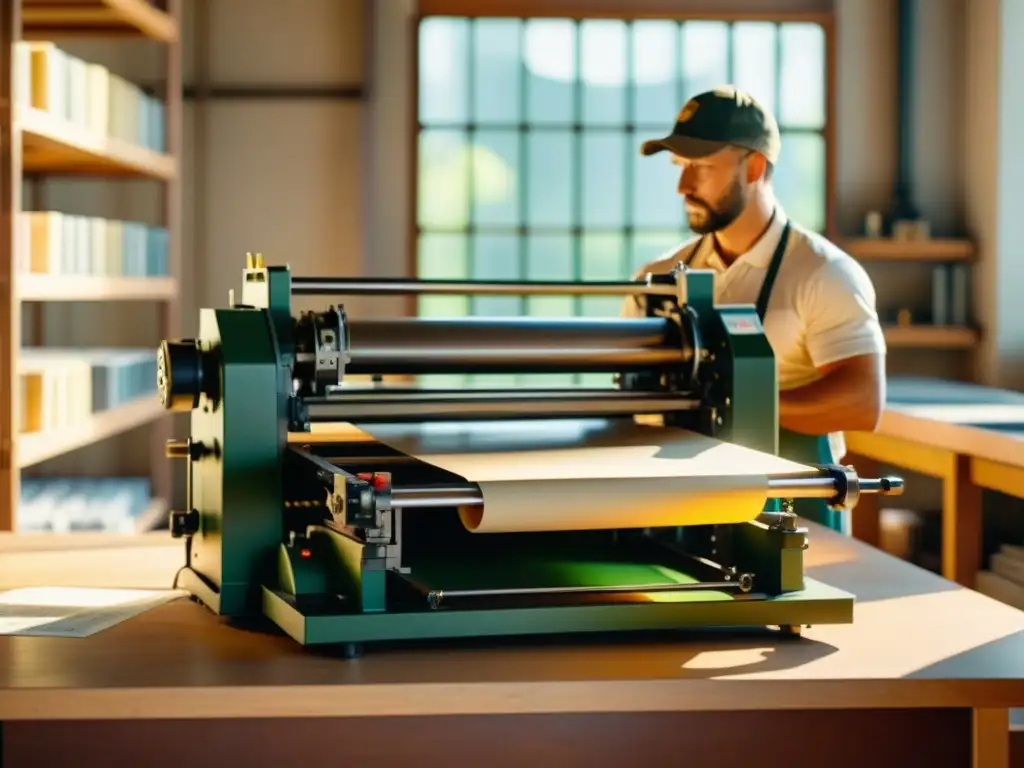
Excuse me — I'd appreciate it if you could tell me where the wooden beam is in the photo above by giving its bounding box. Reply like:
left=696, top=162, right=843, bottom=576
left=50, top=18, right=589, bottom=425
left=417, top=0, right=832, bottom=21
left=180, top=85, right=365, bottom=101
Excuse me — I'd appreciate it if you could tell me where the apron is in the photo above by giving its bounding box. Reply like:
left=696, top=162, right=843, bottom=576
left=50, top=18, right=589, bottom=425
left=694, top=222, right=843, bottom=532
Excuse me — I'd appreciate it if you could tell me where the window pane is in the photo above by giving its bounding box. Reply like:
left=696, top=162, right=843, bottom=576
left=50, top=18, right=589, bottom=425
left=416, top=233, right=469, bottom=318
left=775, top=132, right=826, bottom=232
left=526, top=233, right=575, bottom=318
left=582, top=132, right=626, bottom=228
left=524, top=19, right=576, bottom=125
left=779, top=24, right=826, bottom=129
left=681, top=21, right=729, bottom=97
left=631, top=128, right=684, bottom=228
left=419, top=17, right=468, bottom=124
left=581, top=231, right=626, bottom=317
left=732, top=22, right=777, bottom=114
left=632, top=20, right=680, bottom=126
left=526, top=130, right=574, bottom=227
left=631, top=229, right=688, bottom=274
left=472, top=130, right=519, bottom=227
left=581, top=19, right=627, bottom=126
left=418, top=232, right=469, bottom=279
left=526, top=232, right=573, bottom=279
left=418, top=129, right=469, bottom=229
left=523, top=234, right=575, bottom=387
left=581, top=231, right=625, bottom=280
left=473, top=19, right=522, bottom=124
left=472, top=233, right=521, bottom=316
left=416, top=16, right=831, bottom=336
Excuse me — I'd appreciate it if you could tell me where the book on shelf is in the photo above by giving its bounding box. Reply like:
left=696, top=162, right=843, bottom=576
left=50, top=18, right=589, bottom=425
left=18, top=476, right=158, bottom=534
left=17, top=210, right=169, bottom=278
left=15, top=40, right=166, bottom=153
left=18, top=348, right=158, bottom=436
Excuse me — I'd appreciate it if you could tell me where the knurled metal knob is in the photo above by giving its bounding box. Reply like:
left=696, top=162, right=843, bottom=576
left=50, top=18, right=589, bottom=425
left=157, top=339, right=204, bottom=412
left=169, top=509, right=200, bottom=538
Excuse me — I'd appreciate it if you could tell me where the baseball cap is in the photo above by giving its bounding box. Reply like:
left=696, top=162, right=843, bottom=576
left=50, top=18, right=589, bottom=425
left=640, top=85, right=781, bottom=164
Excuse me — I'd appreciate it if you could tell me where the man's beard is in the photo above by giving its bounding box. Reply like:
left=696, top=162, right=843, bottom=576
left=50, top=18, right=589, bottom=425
left=685, top=178, right=747, bottom=234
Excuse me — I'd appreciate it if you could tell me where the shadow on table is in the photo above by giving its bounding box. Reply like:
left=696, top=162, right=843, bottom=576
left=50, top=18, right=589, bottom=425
left=902, top=630, right=1024, bottom=681
left=264, top=623, right=843, bottom=682
left=807, top=559, right=960, bottom=603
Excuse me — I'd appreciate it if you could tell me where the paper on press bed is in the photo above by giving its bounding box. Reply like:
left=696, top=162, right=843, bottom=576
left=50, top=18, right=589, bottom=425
left=354, top=418, right=813, bottom=533
left=0, top=586, right=187, bottom=637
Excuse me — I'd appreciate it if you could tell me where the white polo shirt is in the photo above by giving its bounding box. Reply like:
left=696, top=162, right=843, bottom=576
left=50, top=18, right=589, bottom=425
left=622, top=206, right=886, bottom=461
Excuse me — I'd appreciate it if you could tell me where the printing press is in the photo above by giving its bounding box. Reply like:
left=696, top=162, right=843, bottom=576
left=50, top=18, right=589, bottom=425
left=156, top=256, right=904, bottom=655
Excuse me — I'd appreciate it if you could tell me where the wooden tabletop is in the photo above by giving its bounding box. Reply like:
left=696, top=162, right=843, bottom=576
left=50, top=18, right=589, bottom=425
left=2, top=523, right=1024, bottom=721
left=871, top=376, right=1024, bottom=465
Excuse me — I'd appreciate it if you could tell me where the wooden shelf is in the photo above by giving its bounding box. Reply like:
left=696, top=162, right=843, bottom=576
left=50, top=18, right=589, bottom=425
left=17, top=396, right=165, bottom=468
left=843, top=238, right=974, bottom=262
left=883, top=325, right=979, bottom=349
left=1, top=0, right=183, bottom=532
left=20, top=106, right=176, bottom=179
left=21, top=0, right=178, bottom=43
left=17, top=275, right=177, bottom=301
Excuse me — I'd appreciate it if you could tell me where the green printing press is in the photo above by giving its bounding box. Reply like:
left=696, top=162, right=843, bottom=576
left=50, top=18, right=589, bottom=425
left=156, top=257, right=904, bottom=656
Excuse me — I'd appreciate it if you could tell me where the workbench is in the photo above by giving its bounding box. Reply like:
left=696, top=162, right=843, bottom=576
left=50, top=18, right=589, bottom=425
left=845, top=376, right=1024, bottom=587
left=1, top=525, right=1023, bottom=768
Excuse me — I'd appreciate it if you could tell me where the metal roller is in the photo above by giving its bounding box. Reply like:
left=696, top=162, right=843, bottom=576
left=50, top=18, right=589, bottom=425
left=305, top=389, right=699, bottom=423
left=383, top=473, right=905, bottom=509
left=341, top=316, right=691, bottom=375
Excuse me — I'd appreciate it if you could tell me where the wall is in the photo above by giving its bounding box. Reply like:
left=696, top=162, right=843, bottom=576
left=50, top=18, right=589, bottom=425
left=26, top=0, right=1014, bottom=508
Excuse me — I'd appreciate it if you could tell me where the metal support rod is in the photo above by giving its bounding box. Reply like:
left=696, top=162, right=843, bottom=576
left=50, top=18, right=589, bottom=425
left=305, top=390, right=699, bottom=423
left=290, top=276, right=679, bottom=297
left=422, top=578, right=751, bottom=609
left=386, top=474, right=904, bottom=509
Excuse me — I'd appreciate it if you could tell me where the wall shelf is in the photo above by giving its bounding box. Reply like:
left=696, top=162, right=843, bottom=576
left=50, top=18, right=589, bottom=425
left=21, top=106, right=176, bottom=179
left=18, top=275, right=177, bottom=301
left=883, top=325, right=979, bottom=349
left=18, top=396, right=166, bottom=468
left=843, top=237, right=974, bottom=262
left=21, top=0, right=178, bottom=43
left=1, top=0, right=182, bottom=532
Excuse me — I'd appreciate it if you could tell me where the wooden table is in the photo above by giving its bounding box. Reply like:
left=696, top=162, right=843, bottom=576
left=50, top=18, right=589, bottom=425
left=845, top=376, right=1024, bottom=587
left=1, top=526, right=1024, bottom=767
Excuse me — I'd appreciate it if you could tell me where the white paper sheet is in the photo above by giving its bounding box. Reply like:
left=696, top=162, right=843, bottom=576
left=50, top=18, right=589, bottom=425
left=0, top=586, right=187, bottom=637
left=358, top=418, right=812, bottom=533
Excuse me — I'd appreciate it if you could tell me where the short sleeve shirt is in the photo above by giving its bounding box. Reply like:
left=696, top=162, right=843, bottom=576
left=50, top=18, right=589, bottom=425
left=622, top=207, right=886, bottom=460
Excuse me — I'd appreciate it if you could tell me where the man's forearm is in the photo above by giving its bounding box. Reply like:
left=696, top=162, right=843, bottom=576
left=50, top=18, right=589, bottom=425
left=779, top=369, right=883, bottom=435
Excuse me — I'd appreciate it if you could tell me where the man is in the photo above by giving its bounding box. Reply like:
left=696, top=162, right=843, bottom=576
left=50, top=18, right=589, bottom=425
left=623, top=86, right=886, bottom=532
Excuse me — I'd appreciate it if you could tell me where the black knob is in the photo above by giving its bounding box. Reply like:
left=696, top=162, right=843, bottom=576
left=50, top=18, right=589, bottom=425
left=157, top=340, right=204, bottom=412
left=169, top=509, right=200, bottom=538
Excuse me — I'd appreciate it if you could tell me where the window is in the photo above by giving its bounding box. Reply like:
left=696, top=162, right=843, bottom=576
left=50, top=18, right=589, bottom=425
left=415, top=15, right=829, bottom=387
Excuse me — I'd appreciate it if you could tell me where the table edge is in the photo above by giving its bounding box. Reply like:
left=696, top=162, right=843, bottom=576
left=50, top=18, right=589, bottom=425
left=3, top=679, right=1024, bottom=721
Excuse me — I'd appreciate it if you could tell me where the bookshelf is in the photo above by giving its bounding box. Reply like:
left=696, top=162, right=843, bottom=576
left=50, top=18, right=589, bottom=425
left=842, top=237, right=974, bottom=262
left=0, top=0, right=181, bottom=533
left=841, top=236, right=979, bottom=353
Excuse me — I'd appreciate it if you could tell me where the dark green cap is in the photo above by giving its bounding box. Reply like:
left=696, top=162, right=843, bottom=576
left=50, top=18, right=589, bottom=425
left=640, top=85, right=781, bottom=164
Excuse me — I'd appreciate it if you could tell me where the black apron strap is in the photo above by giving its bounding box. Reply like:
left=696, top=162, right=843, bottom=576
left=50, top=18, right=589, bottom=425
left=685, top=217, right=791, bottom=319
left=755, top=220, right=791, bottom=321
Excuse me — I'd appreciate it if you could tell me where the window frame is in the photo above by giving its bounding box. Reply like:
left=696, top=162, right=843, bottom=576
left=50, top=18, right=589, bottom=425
left=407, top=1, right=837, bottom=311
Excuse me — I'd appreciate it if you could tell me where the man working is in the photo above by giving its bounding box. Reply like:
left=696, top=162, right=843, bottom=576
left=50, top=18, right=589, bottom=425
left=623, top=86, right=886, bottom=532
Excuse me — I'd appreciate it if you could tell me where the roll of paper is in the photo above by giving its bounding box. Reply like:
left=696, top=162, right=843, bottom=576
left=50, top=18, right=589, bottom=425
left=352, top=418, right=812, bottom=534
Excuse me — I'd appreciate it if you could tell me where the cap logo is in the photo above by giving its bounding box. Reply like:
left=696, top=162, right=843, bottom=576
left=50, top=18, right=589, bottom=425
left=676, top=100, right=699, bottom=123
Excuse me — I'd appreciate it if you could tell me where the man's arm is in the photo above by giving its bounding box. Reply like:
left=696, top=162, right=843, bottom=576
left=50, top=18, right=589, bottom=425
left=780, top=353, right=885, bottom=434
left=781, top=256, right=887, bottom=435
